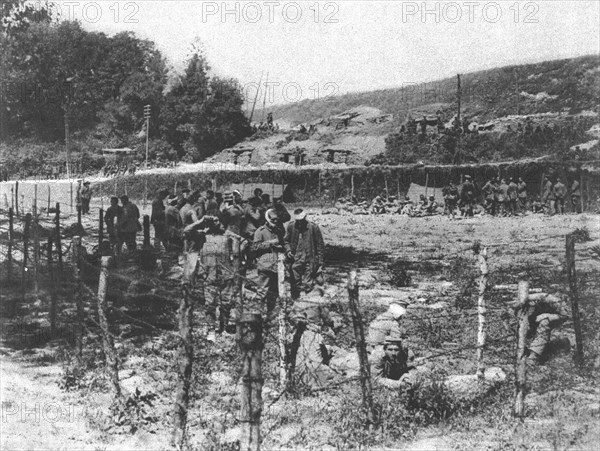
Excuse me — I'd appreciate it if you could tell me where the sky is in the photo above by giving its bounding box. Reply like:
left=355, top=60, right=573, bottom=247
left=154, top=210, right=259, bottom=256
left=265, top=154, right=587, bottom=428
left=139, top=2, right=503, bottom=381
left=49, top=0, right=600, bottom=107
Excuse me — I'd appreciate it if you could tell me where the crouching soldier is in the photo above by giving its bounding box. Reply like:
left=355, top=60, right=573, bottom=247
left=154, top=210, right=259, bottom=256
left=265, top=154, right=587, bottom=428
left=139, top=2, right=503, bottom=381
left=371, top=336, right=420, bottom=389
left=511, top=292, right=570, bottom=364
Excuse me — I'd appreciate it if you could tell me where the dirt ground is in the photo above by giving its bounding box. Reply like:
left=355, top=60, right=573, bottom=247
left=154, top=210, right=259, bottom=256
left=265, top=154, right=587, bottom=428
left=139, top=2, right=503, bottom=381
left=1, top=210, right=599, bottom=450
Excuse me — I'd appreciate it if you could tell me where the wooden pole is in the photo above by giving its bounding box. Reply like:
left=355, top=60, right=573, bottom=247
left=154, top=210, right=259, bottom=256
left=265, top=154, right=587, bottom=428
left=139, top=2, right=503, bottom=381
left=3, top=193, right=8, bottom=210
left=514, top=280, right=530, bottom=418
left=566, top=234, right=584, bottom=365
left=580, top=173, right=585, bottom=213
left=476, top=246, right=488, bottom=380
left=238, top=312, right=264, bottom=451
left=347, top=269, right=378, bottom=426
left=188, top=179, right=191, bottom=191
left=48, top=236, right=57, bottom=335
left=21, top=194, right=24, bottom=216
left=277, top=253, right=289, bottom=390
left=384, top=175, right=389, bottom=199
left=350, top=173, right=355, bottom=201
left=70, top=182, right=74, bottom=213
left=98, top=209, right=104, bottom=255
left=425, top=173, right=429, bottom=198
left=173, top=252, right=198, bottom=448
left=143, top=178, right=148, bottom=209
left=33, top=187, right=39, bottom=294
left=97, top=256, right=121, bottom=398
left=10, top=187, right=14, bottom=211
left=8, top=208, right=14, bottom=281
left=72, top=236, right=83, bottom=358
left=14, top=181, right=18, bottom=216
left=318, top=170, right=322, bottom=208
left=55, top=203, right=63, bottom=272
left=47, top=185, right=51, bottom=216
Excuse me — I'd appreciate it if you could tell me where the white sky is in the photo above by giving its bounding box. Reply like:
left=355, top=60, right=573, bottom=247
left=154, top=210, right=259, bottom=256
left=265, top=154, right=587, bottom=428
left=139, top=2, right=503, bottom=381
left=49, top=1, right=600, bottom=107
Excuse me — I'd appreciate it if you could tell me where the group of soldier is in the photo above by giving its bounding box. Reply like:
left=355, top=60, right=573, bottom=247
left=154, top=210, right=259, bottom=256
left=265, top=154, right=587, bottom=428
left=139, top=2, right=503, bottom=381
left=329, top=173, right=583, bottom=219
left=145, top=186, right=325, bottom=340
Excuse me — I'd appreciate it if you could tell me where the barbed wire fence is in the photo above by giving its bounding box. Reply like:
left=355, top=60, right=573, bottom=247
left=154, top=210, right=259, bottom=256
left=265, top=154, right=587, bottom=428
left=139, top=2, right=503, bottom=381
left=0, top=197, right=595, bottom=448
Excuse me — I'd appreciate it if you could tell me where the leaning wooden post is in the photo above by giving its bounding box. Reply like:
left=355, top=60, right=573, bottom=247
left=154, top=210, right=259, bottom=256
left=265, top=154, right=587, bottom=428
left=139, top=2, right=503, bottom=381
left=238, top=312, right=264, bottom=451
left=475, top=245, right=489, bottom=380
left=566, top=234, right=584, bottom=365
left=7, top=207, right=13, bottom=282
left=54, top=203, right=63, bottom=272
left=172, top=252, right=197, bottom=449
left=47, top=236, right=57, bottom=335
left=97, top=256, right=121, bottom=398
left=72, top=236, right=83, bottom=358
left=277, top=252, right=290, bottom=390
left=513, top=280, right=530, bottom=418
left=347, top=269, right=378, bottom=426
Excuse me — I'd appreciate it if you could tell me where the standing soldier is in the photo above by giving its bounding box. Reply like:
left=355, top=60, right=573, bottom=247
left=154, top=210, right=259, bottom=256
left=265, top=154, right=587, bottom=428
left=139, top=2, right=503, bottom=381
left=252, top=209, right=292, bottom=322
left=119, top=195, right=140, bottom=253
left=104, top=196, right=122, bottom=251
left=553, top=177, right=567, bottom=215
left=151, top=188, right=169, bottom=247
left=498, top=178, right=509, bottom=216
left=542, top=176, right=554, bottom=215
left=443, top=182, right=459, bottom=218
left=80, top=181, right=92, bottom=214
left=570, top=179, right=581, bottom=214
left=204, top=190, right=219, bottom=216
left=460, top=175, right=475, bottom=217
left=285, top=209, right=325, bottom=299
left=507, top=177, right=518, bottom=216
left=482, top=177, right=496, bottom=216
left=518, top=177, right=528, bottom=213
left=164, top=195, right=183, bottom=251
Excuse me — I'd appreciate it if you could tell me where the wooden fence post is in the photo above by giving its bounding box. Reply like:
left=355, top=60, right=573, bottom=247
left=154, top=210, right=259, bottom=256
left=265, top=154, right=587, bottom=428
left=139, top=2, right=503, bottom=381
left=514, top=280, right=530, bottom=418
left=21, top=213, right=32, bottom=306
left=277, top=252, right=290, bottom=390
left=48, top=236, right=57, bottom=335
left=8, top=207, right=13, bottom=282
left=14, top=181, right=18, bottom=216
left=238, top=312, right=264, bottom=451
left=47, top=185, right=51, bottom=216
left=10, top=187, right=14, bottom=211
left=72, top=236, right=83, bottom=358
left=425, top=172, right=429, bottom=198
left=476, top=246, right=489, bottom=380
left=566, top=234, right=584, bottom=365
left=98, top=209, right=104, bottom=255
left=97, top=256, right=121, bottom=398
left=350, top=173, right=355, bottom=201
left=70, top=182, right=73, bottom=213
left=347, top=269, right=378, bottom=426
left=579, top=173, right=585, bottom=213
left=33, top=187, right=39, bottom=294
left=172, top=252, right=197, bottom=449
left=55, top=203, right=63, bottom=272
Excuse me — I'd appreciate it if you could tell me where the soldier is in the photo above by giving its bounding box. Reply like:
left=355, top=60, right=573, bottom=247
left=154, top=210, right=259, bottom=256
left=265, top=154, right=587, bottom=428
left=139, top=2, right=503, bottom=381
left=541, top=176, right=553, bottom=214
left=242, top=196, right=262, bottom=241
left=104, top=196, right=122, bottom=251
left=366, top=301, right=408, bottom=352
left=371, top=335, right=418, bottom=389
left=80, top=181, right=92, bottom=214
left=273, top=197, right=291, bottom=224
left=482, top=178, right=496, bottom=216
left=553, top=177, right=567, bottom=215
left=220, top=191, right=246, bottom=236
left=151, top=188, right=169, bottom=247
left=511, top=293, right=569, bottom=364
left=164, top=195, right=183, bottom=251
left=285, top=209, right=325, bottom=299
left=518, top=177, right=528, bottom=213
left=204, top=190, right=219, bottom=216
left=507, top=177, right=518, bottom=216
left=571, top=179, right=581, bottom=214
left=370, top=196, right=386, bottom=214
left=425, top=195, right=438, bottom=215
left=460, top=175, right=475, bottom=217
left=442, top=182, right=459, bottom=218
left=119, top=195, right=140, bottom=252
left=252, top=209, right=292, bottom=320
left=498, top=178, right=509, bottom=216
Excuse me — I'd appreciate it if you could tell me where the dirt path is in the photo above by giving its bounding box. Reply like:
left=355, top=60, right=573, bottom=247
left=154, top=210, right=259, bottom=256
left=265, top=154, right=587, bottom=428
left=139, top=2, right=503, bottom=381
left=0, top=356, right=106, bottom=451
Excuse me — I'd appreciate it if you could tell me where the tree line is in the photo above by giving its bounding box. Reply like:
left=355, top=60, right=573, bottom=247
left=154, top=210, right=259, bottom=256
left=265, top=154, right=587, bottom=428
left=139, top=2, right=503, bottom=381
left=0, top=0, right=251, bottom=173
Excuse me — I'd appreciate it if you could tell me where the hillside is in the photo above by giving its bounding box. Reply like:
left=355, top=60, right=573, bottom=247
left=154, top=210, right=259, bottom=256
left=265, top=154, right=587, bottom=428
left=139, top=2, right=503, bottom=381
left=211, top=56, right=599, bottom=167
left=259, top=55, right=600, bottom=127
